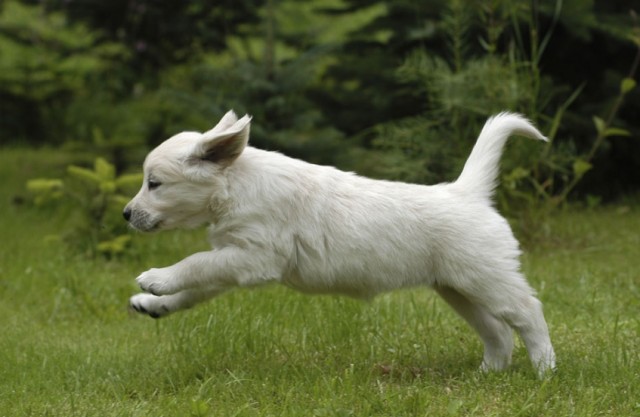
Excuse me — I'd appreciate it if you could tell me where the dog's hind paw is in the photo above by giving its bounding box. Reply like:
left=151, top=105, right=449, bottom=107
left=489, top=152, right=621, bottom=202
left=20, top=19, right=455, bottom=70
left=129, top=293, right=170, bottom=318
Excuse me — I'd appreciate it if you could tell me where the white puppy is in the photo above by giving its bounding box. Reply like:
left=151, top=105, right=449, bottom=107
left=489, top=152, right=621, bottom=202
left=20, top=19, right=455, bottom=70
left=124, top=111, right=555, bottom=376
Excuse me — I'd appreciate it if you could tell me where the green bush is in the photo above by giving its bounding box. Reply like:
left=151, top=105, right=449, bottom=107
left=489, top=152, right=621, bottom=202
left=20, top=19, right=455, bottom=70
left=27, top=158, right=142, bottom=257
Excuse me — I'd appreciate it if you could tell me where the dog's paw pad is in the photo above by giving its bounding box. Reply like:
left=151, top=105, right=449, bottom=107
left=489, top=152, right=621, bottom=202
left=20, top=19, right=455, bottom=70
left=129, top=293, right=170, bottom=319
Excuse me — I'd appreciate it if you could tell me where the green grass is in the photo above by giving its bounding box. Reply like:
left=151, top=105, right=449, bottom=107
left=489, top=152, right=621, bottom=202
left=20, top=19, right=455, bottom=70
left=1, top=147, right=639, bottom=416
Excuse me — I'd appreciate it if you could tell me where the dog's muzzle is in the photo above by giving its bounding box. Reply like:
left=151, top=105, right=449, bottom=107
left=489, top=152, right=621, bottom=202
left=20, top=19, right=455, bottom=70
left=123, top=206, right=160, bottom=232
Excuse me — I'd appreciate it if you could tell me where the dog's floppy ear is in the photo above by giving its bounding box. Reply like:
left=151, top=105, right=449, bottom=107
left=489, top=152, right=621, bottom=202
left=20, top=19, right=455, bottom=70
left=196, top=114, right=252, bottom=166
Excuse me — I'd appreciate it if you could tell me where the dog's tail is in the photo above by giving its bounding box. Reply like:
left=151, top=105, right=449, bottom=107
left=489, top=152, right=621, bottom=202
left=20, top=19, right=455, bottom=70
left=454, top=112, right=547, bottom=200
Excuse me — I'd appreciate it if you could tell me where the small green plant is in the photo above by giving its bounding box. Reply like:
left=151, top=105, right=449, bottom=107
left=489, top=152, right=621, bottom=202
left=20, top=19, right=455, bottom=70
left=499, top=8, right=640, bottom=240
left=27, top=157, right=142, bottom=257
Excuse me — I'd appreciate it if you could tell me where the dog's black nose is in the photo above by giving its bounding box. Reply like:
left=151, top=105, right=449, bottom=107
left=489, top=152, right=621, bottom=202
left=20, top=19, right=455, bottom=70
left=123, top=208, right=132, bottom=221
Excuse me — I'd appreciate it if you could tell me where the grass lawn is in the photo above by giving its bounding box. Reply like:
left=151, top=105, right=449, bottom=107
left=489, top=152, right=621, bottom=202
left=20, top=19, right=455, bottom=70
left=0, top=147, right=638, bottom=416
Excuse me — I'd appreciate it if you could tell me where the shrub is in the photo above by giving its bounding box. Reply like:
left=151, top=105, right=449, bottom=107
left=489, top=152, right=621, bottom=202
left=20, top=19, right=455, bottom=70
left=27, top=158, right=142, bottom=257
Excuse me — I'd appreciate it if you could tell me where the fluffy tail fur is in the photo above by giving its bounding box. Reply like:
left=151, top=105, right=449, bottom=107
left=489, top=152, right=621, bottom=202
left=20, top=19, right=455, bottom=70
left=455, top=112, right=547, bottom=200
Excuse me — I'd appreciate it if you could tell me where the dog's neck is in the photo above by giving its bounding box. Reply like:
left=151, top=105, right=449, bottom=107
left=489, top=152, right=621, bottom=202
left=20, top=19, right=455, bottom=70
left=210, top=147, right=323, bottom=225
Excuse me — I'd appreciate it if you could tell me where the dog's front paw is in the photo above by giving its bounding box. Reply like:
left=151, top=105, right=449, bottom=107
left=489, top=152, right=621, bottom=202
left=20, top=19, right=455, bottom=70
left=129, top=293, right=170, bottom=318
left=136, top=268, right=175, bottom=295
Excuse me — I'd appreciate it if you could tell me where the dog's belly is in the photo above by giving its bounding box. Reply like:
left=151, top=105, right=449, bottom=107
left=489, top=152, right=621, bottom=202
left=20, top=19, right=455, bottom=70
left=282, top=260, right=436, bottom=299
left=282, top=273, right=376, bottom=299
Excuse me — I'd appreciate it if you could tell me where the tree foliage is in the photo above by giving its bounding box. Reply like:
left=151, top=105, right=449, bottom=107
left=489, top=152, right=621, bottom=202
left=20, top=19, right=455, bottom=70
left=2, top=0, right=640, bottom=203
left=0, top=1, right=127, bottom=142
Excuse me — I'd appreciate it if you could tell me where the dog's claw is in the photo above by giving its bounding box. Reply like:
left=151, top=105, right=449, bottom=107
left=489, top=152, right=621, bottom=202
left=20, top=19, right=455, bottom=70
left=129, top=301, right=146, bottom=314
left=130, top=302, right=160, bottom=318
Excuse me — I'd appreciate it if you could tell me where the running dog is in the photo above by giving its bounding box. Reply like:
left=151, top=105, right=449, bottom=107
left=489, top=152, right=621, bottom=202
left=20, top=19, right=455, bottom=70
left=123, top=111, right=556, bottom=377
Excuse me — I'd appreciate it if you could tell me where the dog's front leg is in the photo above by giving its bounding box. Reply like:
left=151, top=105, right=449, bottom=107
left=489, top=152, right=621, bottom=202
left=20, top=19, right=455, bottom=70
left=136, top=247, right=283, bottom=296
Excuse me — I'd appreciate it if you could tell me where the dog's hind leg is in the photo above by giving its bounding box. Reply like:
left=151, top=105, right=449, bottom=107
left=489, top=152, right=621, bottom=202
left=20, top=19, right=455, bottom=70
left=451, top=273, right=556, bottom=378
left=129, top=288, right=224, bottom=318
left=435, top=286, right=514, bottom=372
left=490, top=289, right=555, bottom=378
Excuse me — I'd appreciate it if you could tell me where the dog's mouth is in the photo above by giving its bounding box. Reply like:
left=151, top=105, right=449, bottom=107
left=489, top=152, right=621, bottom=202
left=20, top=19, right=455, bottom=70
left=129, top=221, right=161, bottom=233
left=127, top=211, right=162, bottom=232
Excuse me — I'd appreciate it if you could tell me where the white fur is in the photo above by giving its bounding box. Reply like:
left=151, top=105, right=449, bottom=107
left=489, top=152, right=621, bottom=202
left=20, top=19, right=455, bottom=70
left=124, top=111, right=556, bottom=377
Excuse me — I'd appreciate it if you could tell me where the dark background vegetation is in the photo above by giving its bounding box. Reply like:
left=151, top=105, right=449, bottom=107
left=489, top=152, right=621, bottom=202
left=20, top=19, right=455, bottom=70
left=2, top=0, right=640, bottom=203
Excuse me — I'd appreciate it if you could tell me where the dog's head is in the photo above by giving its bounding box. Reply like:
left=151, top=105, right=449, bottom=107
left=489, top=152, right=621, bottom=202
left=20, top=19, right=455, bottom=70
left=123, top=111, right=251, bottom=232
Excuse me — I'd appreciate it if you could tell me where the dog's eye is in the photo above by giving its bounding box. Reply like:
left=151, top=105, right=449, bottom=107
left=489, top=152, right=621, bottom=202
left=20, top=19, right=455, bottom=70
left=148, top=180, right=162, bottom=190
